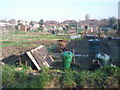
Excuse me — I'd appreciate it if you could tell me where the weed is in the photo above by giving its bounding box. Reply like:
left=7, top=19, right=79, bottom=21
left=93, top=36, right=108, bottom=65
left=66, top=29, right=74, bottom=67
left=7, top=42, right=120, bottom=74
left=99, top=66, right=120, bottom=77
left=2, top=65, right=17, bottom=87
left=13, top=72, right=51, bottom=88
left=2, top=65, right=30, bottom=88
left=40, top=65, right=50, bottom=73
left=78, top=70, right=95, bottom=87
left=48, top=44, right=59, bottom=52
left=76, top=66, right=120, bottom=88
left=61, top=69, right=76, bottom=88
left=2, top=64, right=120, bottom=88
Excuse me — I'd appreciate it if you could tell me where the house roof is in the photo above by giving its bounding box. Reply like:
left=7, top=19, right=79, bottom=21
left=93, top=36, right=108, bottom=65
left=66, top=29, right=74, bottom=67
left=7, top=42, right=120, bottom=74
left=61, top=20, right=77, bottom=24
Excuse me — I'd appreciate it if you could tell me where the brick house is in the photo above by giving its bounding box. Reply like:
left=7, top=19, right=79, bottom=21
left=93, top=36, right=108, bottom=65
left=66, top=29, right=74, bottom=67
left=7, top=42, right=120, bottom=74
left=19, top=25, right=30, bottom=31
left=81, top=19, right=99, bottom=34
left=44, top=20, right=59, bottom=27
left=61, top=20, right=78, bottom=34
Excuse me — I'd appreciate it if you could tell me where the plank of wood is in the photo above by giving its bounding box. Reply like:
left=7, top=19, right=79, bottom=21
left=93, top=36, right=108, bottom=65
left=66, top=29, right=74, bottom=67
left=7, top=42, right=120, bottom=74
left=49, top=55, right=54, bottom=62
left=35, top=49, right=49, bottom=67
left=26, top=45, right=54, bottom=69
left=45, top=54, right=54, bottom=65
left=30, top=50, right=43, bottom=67
left=38, top=45, right=54, bottom=65
left=26, top=52, right=41, bottom=70
left=33, top=45, right=53, bottom=66
left=40, top=46, right=53, bottom=65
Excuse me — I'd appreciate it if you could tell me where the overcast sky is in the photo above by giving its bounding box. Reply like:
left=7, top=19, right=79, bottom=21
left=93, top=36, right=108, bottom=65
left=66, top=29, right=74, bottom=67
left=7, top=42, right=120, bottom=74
left=0, top=0, right=119, bottom=22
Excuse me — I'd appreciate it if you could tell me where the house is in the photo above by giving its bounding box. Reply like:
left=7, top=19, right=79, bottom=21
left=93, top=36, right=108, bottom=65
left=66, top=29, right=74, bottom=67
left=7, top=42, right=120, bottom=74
left=30, top=24, right=39, bottom=31
left=23, top=21, right=30, bottom=26
left=44, top=20, right=59, bottom=27
left=19, top=25, right=30, bottom=31
left=0, top=20, right=16, bottom=31
left=61, top=20, right=78, bottom=34
left=80, top=19, right=99, bottom=34
left=17, top=20, right=23, bottom=24
left=81, top=19, right=99, bottom=27
left=8, top=19, right=17, bottom=25
left=44, top=20, right=59, bottom=33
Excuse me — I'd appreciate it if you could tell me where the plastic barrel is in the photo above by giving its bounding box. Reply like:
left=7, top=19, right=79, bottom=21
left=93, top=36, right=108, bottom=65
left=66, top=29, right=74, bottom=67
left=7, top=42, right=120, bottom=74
left=62, top=51, right=73, bottom=69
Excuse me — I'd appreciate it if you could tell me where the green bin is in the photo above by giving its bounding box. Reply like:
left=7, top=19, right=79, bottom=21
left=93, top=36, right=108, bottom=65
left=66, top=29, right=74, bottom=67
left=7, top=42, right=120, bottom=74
left=62, top=51, right=73, bottom=69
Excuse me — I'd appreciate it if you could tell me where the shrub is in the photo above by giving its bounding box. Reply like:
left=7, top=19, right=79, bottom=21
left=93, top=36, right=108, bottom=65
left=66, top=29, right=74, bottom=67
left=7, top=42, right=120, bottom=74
left=40, top=65, right=50, bottom=73
left=78, top=70, right=95, bottom=88
left=99, top=66, right=120, bottom=77
left=2, top=65, right=120, bottom=88
left=61, top=69, right=76, bottom=88
left=13, top=72, right=51, bottom=88
left=75, top=70, right=107, bottom=88
left=13, top=66, right=52, bottom=88
left=2, top=65, right=30, bottom=88
left=98, top=66, right=120, bottom=88
left=2, top=65, right=16, bottom=87
left=48, top=44, right=59, bottom=52
left=77, top=66, right=120, bottom=88
left=91, top=70, right=107, bottom=88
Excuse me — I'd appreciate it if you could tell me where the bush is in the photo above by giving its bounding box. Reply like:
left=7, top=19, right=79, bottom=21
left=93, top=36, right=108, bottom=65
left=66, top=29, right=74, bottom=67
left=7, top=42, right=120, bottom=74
left=99, top=66, right=120, bottom=77
left=2, top=65, right=120, bottom=88
left=98, top=66, right=120, bottom=88
left=13, top=66, right=52, bottom=88
left=23, top=73, right=50, bottom=88
left=2, top=65, right=16, bottom=87
left=76, top=66, right=120, bottom=88
left=2, top=65, right=30, bottom=88
left=61, top=69, right=76, bottom=88
left=78, top=71, right=104, bottom=88
left=48, top=44, right=59, bottom=52
left=91, top=70, right=107, bottom=88
left=40, top=65, right=50, bottom=73
left=78, top=71, right=95, bottom=88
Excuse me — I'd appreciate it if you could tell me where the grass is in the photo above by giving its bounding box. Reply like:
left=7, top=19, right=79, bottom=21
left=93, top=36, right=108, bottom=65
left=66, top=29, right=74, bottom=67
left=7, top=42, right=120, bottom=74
left=1, top=31, right=120, bottom=88
left=75, top=66, right=119, bottom=88
left=13, top=72, right=51, bottom=88
left=77, top=70, right=107, bottom=88
left=2, top=31, right=70, bottom=40
left=1, top=31, right=70, bottom=48
left=2, top=65, right=120, bottom=88
left=2, top=65, right=51, bottom=88
left=61, top=69, right=76, bottom=88
left=2, top=65, right=30, bottom=87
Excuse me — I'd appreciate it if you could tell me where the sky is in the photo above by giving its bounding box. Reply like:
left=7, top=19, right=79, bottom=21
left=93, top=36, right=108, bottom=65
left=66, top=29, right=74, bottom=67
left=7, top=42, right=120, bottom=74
left=0, top=0, right=119, bottom=22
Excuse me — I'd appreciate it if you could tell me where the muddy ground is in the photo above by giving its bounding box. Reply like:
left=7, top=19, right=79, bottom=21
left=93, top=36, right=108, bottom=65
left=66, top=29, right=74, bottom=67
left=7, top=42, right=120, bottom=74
left=1, top=38, right=120, bottom=68
left=1, top=40, right=58, bottom=65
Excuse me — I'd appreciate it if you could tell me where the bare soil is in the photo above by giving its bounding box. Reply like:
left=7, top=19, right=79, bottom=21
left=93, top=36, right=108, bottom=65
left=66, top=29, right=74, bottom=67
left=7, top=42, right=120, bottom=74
left=1, top=38, right=120, bottom=67
left=1, top=40, right=58, bottom=65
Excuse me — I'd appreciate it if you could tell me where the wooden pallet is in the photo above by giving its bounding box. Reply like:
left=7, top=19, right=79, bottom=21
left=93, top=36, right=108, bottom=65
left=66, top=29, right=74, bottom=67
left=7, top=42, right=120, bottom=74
left=26, top=45, right=54, bottom=70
